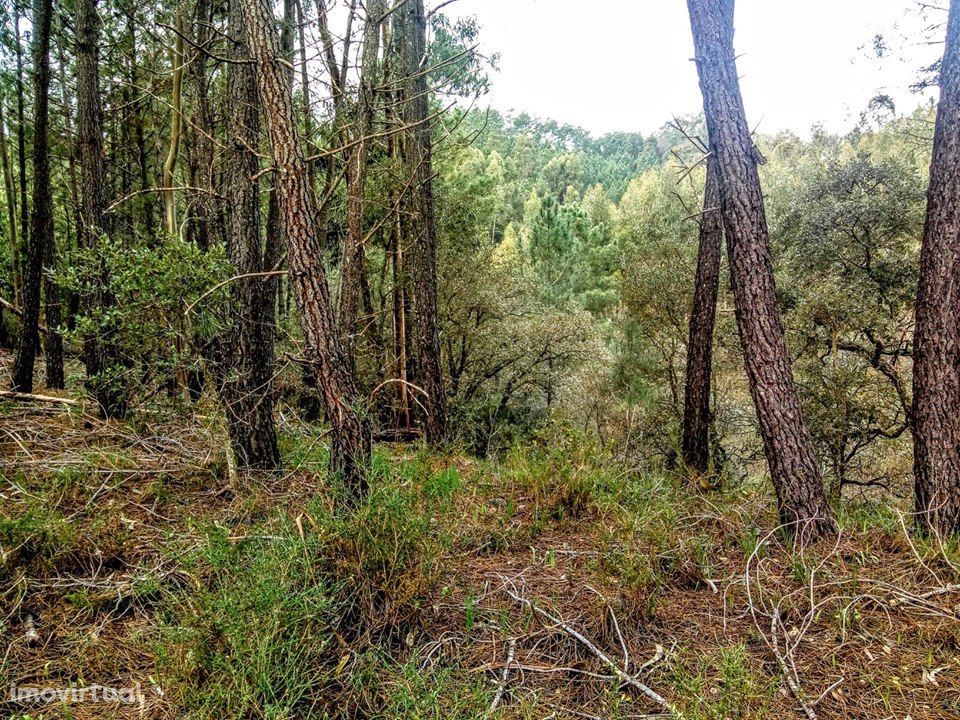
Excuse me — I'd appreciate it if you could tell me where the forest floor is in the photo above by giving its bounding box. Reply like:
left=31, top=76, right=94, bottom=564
left=2, top=360, right=960, bottom=720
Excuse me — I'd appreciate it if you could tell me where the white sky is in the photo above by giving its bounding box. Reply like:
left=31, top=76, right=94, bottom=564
left=442, top=0, right=940, bottom=136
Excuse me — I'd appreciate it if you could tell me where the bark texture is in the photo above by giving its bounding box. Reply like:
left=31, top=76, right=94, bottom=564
left=339, top=0, right=383, bottom=358
left=912, top=0, right=960, bottom=534
left=400, top=0, right=448, bottom=445
left=681, top=155, right=722, bottom=478
left=688, top=0, right=835, bottom=537
left=11, top=0, right=54, bottom=392
left=77, top=0, right=127, bottom=417
left=215, top=0, right=280, bottom=470
left=240, top=0, right=372, bottom=495
left=14, top=0, right=29, bottom=284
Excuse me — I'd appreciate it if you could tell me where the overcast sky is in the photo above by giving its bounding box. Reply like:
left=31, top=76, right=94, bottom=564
left=441, top=0, right=940, bottom=137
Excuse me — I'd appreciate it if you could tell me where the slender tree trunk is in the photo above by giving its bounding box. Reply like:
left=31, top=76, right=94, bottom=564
left=241, top=0, right=372, bottom=495
left=339, top=0, right=384, bottom=358
left=77, top=0, right=127, bottom=418
left=11, top=0, right=55, bottom=392
left=184, top=0, right=220, bottom=400
left=0, top=300, right=8, bottom=349
left=687, top=0, right=834, bottom=538
left=127, top=7, right=154, bottom=239
left=163, top=11, right=185, bottom=238
left=263, top=0, right=294, bottom=330
left=214, top=0, right=281, bottom=470
left=912, top=0, right=960, bottom=535
left=294, top=0, right=317, bottom=190
left=56, top=34, right=82, bottom=331
left=681, top=156, right=722, bottom=478
left=14, top=0, right=29, bottom=283
left=0, top=102, right=20, bottom=306
left=399, top=0, right=448, bottom=445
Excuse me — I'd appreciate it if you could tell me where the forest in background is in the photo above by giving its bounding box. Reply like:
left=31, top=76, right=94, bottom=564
left=2, top=0, right=960, bottom=717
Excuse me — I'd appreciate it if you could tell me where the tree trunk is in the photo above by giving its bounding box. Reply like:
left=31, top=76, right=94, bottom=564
left=687, top=0, right=835, bottom=538
left=263, top=0, right=294, bottom=327
left=215, top=0, right=280, bottom=470
left=400, top=0, right=448, bottom=445
left=912, top=0, right=960, bottom=535
left=294, top=0, right=317, bottom=191
left=127, top=7, right=154, bottom=240
left=11, top=0, right=55, bottom=393
left=14, top=0, right=29, bottom=284
left=163, top=11, right=185, bottom=238
left=241, top=0, right=372, bottom=496
left=56, top=33, right=83, bottom=332
left=77, top=0, right=127, bottom=418
left=339, top=0, right=384, bottom=359
left=0, top=101, right=20, bottom=306
left=681, top=155, right=722, bottom=478
left=184, top=0, right=220, bottom=400
left=42, top=219, right=63, bottom=388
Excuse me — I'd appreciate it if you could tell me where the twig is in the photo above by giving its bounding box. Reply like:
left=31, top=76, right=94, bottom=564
left=0, top=390, right=81, bottom=407
left=501, top=584, right=673, bottom=712
left=770, top=609, right=817, bottom=720
left=488, top=637, right=516, bottom=714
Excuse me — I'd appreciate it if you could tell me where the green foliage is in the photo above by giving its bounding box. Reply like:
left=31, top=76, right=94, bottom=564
left=58, top=235, right=230, bottom=405
left=772, top=145, right=923, bottom=494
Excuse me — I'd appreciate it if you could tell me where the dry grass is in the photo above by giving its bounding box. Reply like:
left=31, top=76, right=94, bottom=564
left=2, top=365, right=960, bottom=719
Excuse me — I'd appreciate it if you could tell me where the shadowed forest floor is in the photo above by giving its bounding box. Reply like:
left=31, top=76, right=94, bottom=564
left=2, top=363, right=960, bottom=720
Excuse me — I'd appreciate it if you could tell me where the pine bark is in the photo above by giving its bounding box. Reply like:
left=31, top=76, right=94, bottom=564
left=14, top=0, right=29, bottom=282
left=400, top=0, right=448, bottom=445
left=912, top=0, right=960, bottom=535
left=11, top=0, right=55, bottom=392
left=240, top=0, right=371, bottom=493
left=339, top=0, right=383, bottom=358
left=215, top=0, right=280, bottom=470
left=681, top=155, right=722, bottom=478
left=687, top=0, right=835, bottom=537
left=77, top=0, right=127, bottom=417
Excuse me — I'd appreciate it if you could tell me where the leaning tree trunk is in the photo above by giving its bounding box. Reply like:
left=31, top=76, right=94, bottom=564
left=912, top=0, right=960, bottom=535
left=400, top=0, right=448, bottom=445
left=240, top=0, right=372, bottom=496
left=11, top=0, right=55, bottom=393
left=77, top=0, right=127, bottom=418
left=687, top=0, right=835, bottom=538
left=681, top=155, right=722, bottom=478
left=214, top=0, right=281, bottom=470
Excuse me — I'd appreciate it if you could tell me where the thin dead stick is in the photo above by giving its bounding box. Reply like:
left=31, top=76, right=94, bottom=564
left=502, top=585, right=673, bottom=712
left=918, top=583, right=960, bottom=599
left=0, top=390, right=81, bottom=407
left=636, top=644, right=667, bottom=674
left=488, top=637, right=516, bottom=714
left=771, top=609, right=817, bottom=720
left=184, top=270, right=288, bottom=315
left=811, top=678, right=844, bottom=708
left=1, top=296, right=49, bottom=332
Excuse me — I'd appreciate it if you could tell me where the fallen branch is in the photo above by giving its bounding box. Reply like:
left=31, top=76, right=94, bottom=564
left=502, top=584, right=673, bottom=712
left=0, top=390, right=81, bottom=407
left=770, top=609, right=817, bottom=720
left=488, top=637, right=516, bottom=714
